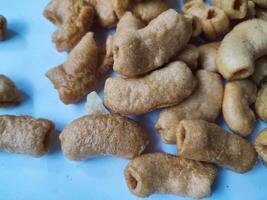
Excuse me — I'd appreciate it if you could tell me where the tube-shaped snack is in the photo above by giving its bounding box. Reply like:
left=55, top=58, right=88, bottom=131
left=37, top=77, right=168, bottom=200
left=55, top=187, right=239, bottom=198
left=113, top=9, right=192, bottom=77
left=176, top=44, right=199, bottom=70
left=131, top=0, right=169, bottom=23
left=183, top=0, right=230, bottom=40
left=252, top=0, right=267, bottom=8
left=209, top=0, right=248, bottom=19
left=0, top=75, right=23, bottom=107
left=217, top=19, right=267, bottom=80
left=43, top=0, right=95, bottom=52
left=177, top=120, right=257, bottom=173
left=198, top=42, right=220, bottom=72
left=255, top=83, right=267, bottom=121
left=60, top=114, right=148, bottom=160
left=104, top=61, right=197, bottom=115
left=252, top=57, right=267, bottom=85
left=90, top=0, right=117, bottom=28
left=0, top=15, right=7, bottom=41
left=223, top=79, right=257, bottom=136
left=156, top=70, right=223, bottom=144
left=255, top=128, right=267, bottom=165
left=47, top=32, right=98, bottom=104
left=0, top=115, right=54, bottom=157
left=124, top=152, right=217, bottom=198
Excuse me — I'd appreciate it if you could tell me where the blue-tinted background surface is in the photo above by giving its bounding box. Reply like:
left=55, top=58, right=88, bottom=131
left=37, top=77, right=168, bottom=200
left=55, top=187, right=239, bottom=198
left=0, top=0, right=266, bottom=200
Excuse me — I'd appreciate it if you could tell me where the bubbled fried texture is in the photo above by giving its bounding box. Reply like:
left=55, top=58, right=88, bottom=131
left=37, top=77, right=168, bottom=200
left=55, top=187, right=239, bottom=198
left=124, top=153, right=217, bottom=198
left=104, top=61, right=197, bottom=115
left=113, top=9, right=192, bottom=77
left=46, top=33, right=98, bottom=104
left=156, top=70, right=223, bottom=144
left=223, top=79, right=257, bottom=136
left=217, top=19, right=267, bottom=80
left=60, top=114, right=148, bottom=160
left=210, top=0, right=248, bottom=19
left=198, top=42, right=221, bottom=72
left=255, top=128, right=267, bottom=165
left=0, top=75, right=23, bottom=107
left=132, top=0, right=169, bottom=23
left=43, top=0, right=95, bottom=52
left=177, top=120, right=257, bottom=173
left=256, top=83, right=267, bottom=121
left=0, top=115, right=54, bottom=157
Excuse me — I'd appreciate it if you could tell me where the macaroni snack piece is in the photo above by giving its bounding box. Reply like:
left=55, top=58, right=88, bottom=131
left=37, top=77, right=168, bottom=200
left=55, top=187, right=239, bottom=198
left=124, top=152, right=217, bottom=198
left=252, top=57, right=267, bottom=85
left=0, top=75, right=23, bottom=107
left=43, top=0, right=95, bottom=52
left=217, top=19, right=267, bottom=80
left=255, top=128, right=267, bottom=165
left=210, top=0, right=248, bottom=19
left=47, top=32, right=98, bottom=104
left=113, top=9, right=192, bottom=77
left=176, top=44, right=199, bottom=70
left=104, top=61, right=197, bottom=115
left=156, top=70, right=223, bottom=144
left=255, top=83, right=267, bottom=121
left=0, top=115, right=54, bottom=157
left=223, top=79, right=257, bottom=136
left=60, top=114, right=148, bottom=160
left=177, top=120, right=257, bottom=173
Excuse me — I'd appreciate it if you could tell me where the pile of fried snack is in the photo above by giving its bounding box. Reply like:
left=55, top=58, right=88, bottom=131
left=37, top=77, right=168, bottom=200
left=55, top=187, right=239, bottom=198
left=1, top=0, right=267, bottom=198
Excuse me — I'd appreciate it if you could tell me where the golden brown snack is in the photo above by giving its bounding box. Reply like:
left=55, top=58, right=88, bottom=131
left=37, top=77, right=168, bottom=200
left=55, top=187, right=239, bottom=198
left=46, top=32, right=98, bottom=104
left=177, top=120, right=257, bottom=173
left=104, top=61, right=197, bottom=115
left=198, top=42, right=220, bottom=72
left=0, top=115, right=54, bottom=157
left=60, top=114, right=148, bottom=160
left=113, top=9, right=192, bottom=77
left=0, top=75, right=23, bottom=107
left=124, top=153, right=217, bottom=198
left=252, top=0, right=267, bottom=8
left=131, top=0, right=169, bottom=23
left=246, top=1, right=256, bottom=19
left=252, top=57, right=267, bottom=85
left=183, top=0, right=230, bottom=40
left=112, top=0, right=132, bottom=18
left=223, top=79, right=257, bottom=136
left=256, top=7, right=267, bottom=20
left=255, top=128, right=267, bottom=165
left=43, top=0, right=94, bottom=52
left=156, top=70, right=223, bottom=144
left=209, top=0, right=248, bottom=19
left=188, top=15, right=203, bottom=37
left=89, top=0, right=118, bottom=28
left=217, top=19, right=267, bottom=80
left=176, top=44, right=199, bottom=70
left=0, top=15, right=7, bottom=41
left=255, top=83, right=267, bottom=121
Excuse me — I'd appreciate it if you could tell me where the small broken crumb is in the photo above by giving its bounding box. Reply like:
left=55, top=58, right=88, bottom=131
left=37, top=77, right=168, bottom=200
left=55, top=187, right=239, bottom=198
left=85, top=91, right=109, bottom=115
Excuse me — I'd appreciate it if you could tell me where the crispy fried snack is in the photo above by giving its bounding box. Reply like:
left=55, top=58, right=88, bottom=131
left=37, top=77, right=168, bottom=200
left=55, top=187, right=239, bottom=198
left=0, top=75, right=23, bottom=107
left=0, top=115, right=54, bottom=157
left=255, top=83, right=267, bottom=121
left=177, top=120, right=257, bottom=173
left=104, top=61, right=197, bottom=115
left=43, top=0, right=95, bottom=52
left=176, top=44, right=199, bottom=70
left=113, top=9, right=192, bottom=77
left=60, top=114, right=148, bottom=160
left=252, top=57, right=267, bottom=85
left=223, top=79, right=257, bottom=136
left=124, top=153, right=217, bottom=198
left=47, top=32, right=98, bottom=104
left=156, top=70, right=223, bottom=144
